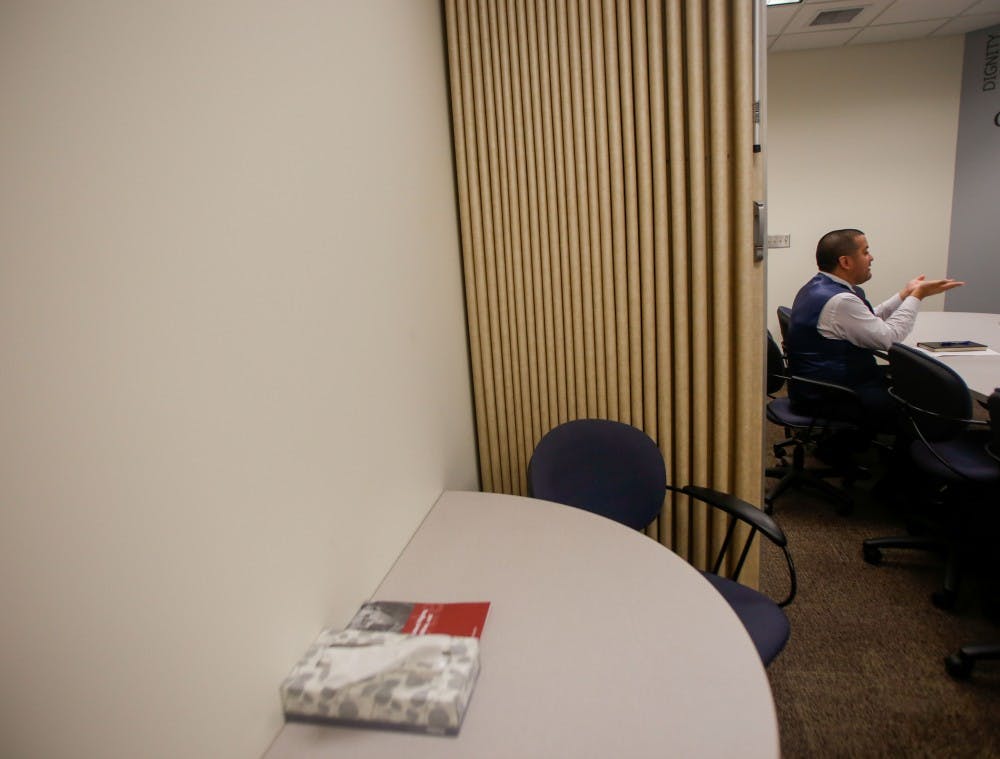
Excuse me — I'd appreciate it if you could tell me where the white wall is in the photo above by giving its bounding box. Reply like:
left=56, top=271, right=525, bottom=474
left=0, top=2, right=478, bottom=758
left=766, top=37, right=964, bottom=335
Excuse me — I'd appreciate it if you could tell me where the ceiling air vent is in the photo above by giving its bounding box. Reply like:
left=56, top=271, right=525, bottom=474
left=810, top=7, right=864, bottom=26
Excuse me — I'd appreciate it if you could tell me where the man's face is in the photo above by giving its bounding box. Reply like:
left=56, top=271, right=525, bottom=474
left=841, top=235, right=872, bottom=285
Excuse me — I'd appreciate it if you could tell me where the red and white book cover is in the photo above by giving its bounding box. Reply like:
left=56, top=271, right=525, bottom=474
left=347, top=601, right=490, bottom=638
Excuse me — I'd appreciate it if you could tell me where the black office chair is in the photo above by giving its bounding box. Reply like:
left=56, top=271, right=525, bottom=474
left=863, top=345, right=1000, bottom=609
left=527, top=418, right=796, bottom=666
left=776, top=305, right=792, bottom=351
left=945, top=388, right=1000, bottom=679
left=764, top=330, right=860, bottom=514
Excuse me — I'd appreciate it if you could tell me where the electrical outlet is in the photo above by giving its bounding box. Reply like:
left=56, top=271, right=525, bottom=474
left=767, top=234, right=791, bottom=248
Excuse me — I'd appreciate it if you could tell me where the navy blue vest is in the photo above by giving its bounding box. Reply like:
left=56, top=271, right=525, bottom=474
left=786, top=274, right=880, bottom=405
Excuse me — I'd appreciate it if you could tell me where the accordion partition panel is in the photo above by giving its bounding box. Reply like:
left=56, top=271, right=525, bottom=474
left=444, top=0, right=764, bottom=573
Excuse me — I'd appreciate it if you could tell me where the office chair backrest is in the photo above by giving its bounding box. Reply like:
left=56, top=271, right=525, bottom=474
left=988, top=389, right=1000, bottom=461
left=529, top=417, right=797, bottom=665
left=888, top=343, right=972, bottom=441
left=776, top=306, right=792, bottom=349
left=766, top=331, right=786, bottom=396
left=527, top=419, right=665, bottom=531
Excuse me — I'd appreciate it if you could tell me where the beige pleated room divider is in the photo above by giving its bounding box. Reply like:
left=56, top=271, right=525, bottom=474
left=444, top=0, right=764, bottom=572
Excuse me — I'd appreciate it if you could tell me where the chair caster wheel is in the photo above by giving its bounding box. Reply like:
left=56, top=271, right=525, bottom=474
left=862, top=545, right=882, bottom=565
left=932, top=589, right=957, bottom=610
left=945, top=652, right=973, bottom=679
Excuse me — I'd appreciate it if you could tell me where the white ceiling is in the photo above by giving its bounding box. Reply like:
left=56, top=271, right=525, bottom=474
left=767, top=0, right=1000, bottom=52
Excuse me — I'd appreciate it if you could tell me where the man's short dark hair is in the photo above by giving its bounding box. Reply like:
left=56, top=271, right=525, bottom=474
left=816, top=229, right=865, bottom=272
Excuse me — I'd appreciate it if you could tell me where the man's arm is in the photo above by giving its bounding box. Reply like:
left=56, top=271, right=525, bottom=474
left=817, top=292, right=919, bottom=351
left=819, top=276, right=965, bottom=351
left=873, top=293, right=903, bottom=320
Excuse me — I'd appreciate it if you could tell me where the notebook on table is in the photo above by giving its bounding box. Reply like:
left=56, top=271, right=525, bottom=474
left=915, top=340, right=987, bottom=353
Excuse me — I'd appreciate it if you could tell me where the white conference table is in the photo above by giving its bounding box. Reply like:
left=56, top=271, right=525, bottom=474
left=904, top=311, right=1000, bottom=398
left=264, top=490, right=780, bottom=759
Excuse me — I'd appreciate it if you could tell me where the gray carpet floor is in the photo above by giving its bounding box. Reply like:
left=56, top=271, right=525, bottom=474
left=759, top=442, right=1000, bottom=758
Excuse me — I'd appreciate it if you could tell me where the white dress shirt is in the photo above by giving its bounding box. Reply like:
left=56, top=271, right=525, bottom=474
left=815, top=272, right=921, bottom=351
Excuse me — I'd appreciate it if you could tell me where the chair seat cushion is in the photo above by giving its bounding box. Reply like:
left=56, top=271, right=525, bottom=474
left=767, top=397, right=854, bottom=431
left=701, top=572, right=790, bottom=666
left=910, top=431, right=1000, bottom=483
left=767, top=397, right=815, bottom=428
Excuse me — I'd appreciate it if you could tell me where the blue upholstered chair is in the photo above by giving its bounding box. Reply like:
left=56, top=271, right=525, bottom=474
left=863, top=345, right=1000, bottom=609
left=527, top=418, right=796, bottom=666
left=946, top=388, right=1000, bottom=679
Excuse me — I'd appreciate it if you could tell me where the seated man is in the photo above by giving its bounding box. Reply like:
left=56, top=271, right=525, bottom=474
left=786, top=228, right=963, bottom=433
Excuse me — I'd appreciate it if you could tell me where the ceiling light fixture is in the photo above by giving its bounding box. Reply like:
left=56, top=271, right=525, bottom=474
left=765, top=0, right=803, bottom=6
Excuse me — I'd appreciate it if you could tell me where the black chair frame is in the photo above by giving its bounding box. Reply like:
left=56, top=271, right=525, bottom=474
left=945, top=390, right=1000, bottom=679
left=887, top=385, right=989, bottom=482
left=666, top=483, right=797, bottom=607
left=765, top=331, right=861, bottom=514
left=946, top=643, right=1000, bottom=679
left=863, top=347, right=998, bottom=610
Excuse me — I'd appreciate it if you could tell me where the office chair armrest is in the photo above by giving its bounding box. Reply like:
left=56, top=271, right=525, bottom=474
left=667, top=484, right=787, bottom=548
left=784, top=373, right=860, bottom=402
left=887, top=387, right=989, bottom=428
left=887, top=386, right=990, bottom=481
left=667, top=484, right=797, bottom=607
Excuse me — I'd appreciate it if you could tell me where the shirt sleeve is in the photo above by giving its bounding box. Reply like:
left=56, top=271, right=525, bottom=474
left=873, top=293, right=902, bottom=319
left=816, top=292, right=921, bottom=351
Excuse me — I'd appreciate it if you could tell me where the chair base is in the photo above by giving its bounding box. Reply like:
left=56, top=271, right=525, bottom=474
left=765, top=463, right=853, bottom=515
left=945, top=643, right=1000, bottom=679
left=862, top=536, right=960, bottom=610
left=764, top=433, right=854, bottom=514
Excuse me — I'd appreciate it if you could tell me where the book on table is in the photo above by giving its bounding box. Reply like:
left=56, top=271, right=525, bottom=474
left=280, top=601, right=489, bottom=735
left=347, top=600, right=490, bottom=638
left=916, top=340, right=987, bottom=352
